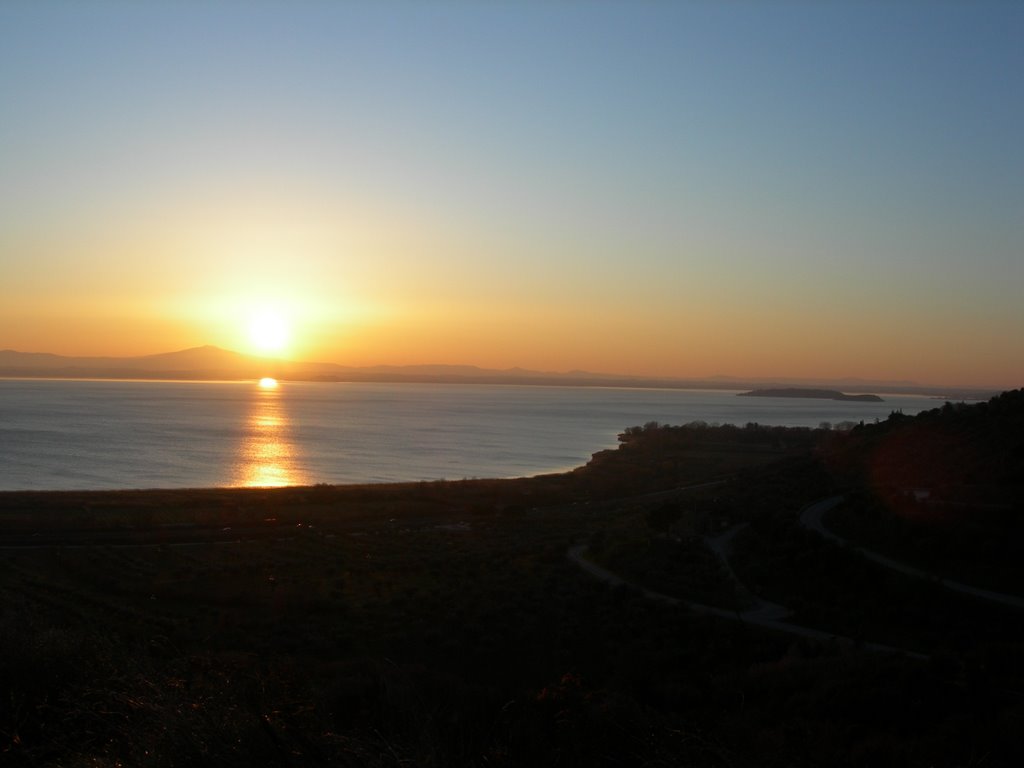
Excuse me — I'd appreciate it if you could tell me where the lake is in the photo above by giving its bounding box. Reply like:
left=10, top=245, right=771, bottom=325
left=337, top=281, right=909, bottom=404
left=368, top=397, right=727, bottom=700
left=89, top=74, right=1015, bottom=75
left=0, top=379, right=944, bottom=491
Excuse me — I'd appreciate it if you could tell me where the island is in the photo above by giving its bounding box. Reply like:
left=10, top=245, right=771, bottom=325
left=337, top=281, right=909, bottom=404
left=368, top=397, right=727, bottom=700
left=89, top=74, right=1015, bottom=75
left=738, top=387, right=883, bottom=402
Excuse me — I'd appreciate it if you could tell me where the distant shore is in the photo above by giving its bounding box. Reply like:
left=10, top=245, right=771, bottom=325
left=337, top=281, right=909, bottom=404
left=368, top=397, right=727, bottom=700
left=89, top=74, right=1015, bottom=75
left=738, top=388, right=883, bottom=402
left=0, top=372, right=987, bottom=400
left=0, top=345, right=999, bottom=399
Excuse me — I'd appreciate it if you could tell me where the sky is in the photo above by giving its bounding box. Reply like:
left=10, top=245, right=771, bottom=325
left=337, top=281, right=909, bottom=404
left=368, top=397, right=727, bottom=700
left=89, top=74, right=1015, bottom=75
left=1, top=1, right=1022, bottom=389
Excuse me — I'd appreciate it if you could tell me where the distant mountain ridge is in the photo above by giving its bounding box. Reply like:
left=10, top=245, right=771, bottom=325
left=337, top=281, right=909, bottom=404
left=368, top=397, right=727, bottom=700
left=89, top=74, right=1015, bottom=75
left=0, top=345, right=275, bottom=377
left=0, top=346, right=997, bottom=399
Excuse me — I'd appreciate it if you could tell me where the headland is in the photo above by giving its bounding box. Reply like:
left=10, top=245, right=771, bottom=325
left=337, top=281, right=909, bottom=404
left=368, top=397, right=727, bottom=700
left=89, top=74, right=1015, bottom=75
left=738, top=387, right=883, bottom=402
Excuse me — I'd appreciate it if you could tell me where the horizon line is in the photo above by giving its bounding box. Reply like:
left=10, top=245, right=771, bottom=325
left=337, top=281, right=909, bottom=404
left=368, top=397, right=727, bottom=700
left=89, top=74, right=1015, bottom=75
left=0, top=343, right=1012, bottom=395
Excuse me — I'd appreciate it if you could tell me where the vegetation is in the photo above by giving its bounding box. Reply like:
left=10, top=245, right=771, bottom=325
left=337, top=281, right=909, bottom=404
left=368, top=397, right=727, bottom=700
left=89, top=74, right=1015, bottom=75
left=2, top=391, right=1024, bottom=766
left=821, top=388, right=1024, bottom=592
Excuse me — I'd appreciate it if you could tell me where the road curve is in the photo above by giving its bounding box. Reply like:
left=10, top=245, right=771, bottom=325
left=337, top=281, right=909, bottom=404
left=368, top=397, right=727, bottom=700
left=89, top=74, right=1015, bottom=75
left=704, top=524, right=790, bottom=621
left=800, top=496, right=1024, bottom=611
left=567, top=543, right=924, bottom=658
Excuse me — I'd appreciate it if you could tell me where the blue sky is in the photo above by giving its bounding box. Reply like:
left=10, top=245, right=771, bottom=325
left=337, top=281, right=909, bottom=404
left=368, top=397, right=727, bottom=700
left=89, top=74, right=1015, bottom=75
left=1, top=1, right=1021, bottom=387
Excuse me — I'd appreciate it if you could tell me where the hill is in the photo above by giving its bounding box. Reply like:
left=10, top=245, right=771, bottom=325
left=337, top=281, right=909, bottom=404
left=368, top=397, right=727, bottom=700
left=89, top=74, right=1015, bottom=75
left=3, top=392, right=1024, bottom=765
left=820, top=388, right=1024, bottom=591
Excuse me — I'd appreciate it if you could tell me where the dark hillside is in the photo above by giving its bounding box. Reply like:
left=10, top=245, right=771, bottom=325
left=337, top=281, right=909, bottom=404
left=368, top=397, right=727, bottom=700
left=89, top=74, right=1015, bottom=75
left=823, top=388, right=1024, bottom=490
left=3, top=402, right=1024, bottom=766
left=821, top=388, right=1024, bottom=590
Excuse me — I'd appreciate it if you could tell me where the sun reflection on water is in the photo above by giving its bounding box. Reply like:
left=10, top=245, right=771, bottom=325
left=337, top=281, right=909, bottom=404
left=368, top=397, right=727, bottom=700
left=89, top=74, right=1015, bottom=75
left=234, top=380, right=305, bottom=487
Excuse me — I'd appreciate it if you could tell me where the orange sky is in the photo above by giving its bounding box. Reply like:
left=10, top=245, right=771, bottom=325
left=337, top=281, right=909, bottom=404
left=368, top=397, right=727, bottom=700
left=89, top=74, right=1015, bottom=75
left=2, top=4, right=1022, bottom=390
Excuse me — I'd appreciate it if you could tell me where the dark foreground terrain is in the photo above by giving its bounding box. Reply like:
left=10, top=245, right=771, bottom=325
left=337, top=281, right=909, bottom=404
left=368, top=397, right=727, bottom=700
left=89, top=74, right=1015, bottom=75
left=2, top=390, right=1023, bottom=767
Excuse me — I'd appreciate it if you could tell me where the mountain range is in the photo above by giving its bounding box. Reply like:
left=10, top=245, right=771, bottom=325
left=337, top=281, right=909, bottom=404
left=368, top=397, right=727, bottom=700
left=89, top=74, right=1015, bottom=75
left=0, top=345, right=995, bottom=399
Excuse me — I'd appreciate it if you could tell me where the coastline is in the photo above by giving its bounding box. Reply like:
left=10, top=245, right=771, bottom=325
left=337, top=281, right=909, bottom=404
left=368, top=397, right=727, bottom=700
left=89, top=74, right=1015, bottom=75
left=0, top=371, right=994, bottom=400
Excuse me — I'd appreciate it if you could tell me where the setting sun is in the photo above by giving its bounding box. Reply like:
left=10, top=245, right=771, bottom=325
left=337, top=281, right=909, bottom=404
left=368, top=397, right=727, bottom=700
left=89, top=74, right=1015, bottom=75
left=247, top=309, right=290, bottom=355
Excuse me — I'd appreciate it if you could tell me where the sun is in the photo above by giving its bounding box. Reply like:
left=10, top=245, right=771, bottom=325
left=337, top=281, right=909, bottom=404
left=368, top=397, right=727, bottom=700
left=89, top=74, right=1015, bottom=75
left=247, top=308, right=290, bottom=355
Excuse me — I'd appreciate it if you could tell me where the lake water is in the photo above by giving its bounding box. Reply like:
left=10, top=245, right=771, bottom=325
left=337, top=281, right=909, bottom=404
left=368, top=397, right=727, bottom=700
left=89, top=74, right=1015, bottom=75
left=0, top=379, right=943, bottom=491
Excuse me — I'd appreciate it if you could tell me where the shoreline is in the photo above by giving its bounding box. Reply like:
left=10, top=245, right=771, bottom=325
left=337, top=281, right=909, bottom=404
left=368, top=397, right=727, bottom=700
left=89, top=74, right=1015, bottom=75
left=0, top=373, right=993, bottom=400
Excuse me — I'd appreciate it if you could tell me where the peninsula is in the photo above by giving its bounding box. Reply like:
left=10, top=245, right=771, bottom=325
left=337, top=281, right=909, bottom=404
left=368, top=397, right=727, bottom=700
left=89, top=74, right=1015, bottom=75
left=738, top=388, right=883, bottom=402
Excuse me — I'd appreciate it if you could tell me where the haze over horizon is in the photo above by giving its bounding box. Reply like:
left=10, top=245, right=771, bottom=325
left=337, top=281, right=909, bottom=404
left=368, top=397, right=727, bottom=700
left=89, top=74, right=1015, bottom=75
left=0, top=342, right=995, bottom=394
left=2, top=2, right=1022, bottom=390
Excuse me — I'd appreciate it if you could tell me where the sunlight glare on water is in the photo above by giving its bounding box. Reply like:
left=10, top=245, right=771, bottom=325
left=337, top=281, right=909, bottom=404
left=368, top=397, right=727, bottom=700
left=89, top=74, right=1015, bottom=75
left=235, top=381, right=305, bottom=487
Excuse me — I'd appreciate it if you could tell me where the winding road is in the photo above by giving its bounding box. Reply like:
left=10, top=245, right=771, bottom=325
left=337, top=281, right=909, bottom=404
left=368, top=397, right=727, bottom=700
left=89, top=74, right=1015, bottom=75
left=567, top=542, right=925, bottom=658
left=569, top=492, right=1023, bottom=656
left=567, top=484, right=1024, bottom=658
left=800, top=496, right=1024, bottom=611
left=704, top=524, right=790, bottom=621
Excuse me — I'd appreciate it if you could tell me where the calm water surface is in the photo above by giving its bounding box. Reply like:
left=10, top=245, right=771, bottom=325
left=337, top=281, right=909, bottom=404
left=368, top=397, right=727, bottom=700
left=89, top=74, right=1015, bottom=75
left=0, top=379, right=943, bottom=491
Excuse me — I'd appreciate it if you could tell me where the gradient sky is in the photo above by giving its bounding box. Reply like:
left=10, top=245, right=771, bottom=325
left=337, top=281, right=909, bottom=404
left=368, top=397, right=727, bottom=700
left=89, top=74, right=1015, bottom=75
left=1, top=1, right=1021, bottom=388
